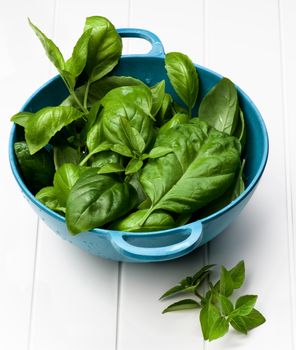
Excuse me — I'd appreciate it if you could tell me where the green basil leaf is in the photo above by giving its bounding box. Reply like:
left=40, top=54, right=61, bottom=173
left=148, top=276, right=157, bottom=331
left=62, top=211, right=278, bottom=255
left=66, top=169, right=137, bottom=234
left=200, top=301, right=221, bottom=340
left=198, top=77, right=239, bottom=135
left=160, top=113, right=190, bottom=134
left=14, top=141, right=54, bottom=194
left=208, top=316, right=229, bottom=341
left=148, top=147, right=173, bottom=159
left=159, top=285, right=192, bottom=300
left=23, top=106, right=83, bottom=154
left=229, top=260, right=245, bottom=289
left=35, top=186, right=65, bottom=213
left=10, top=112, right=32, bottom=127
left=127, top=173, right=147, bottom=205
left=165, top=52, right=199, bottom=112
left=175, top=212, right=192, bottom=226
left=97, top=163, right=125, bottom=174
left=219, top=294, right=234, bottom=316
left=151, top=80, right=165, bottom=117
left=219, top=266, right=234, bottom=297
left=100, top=86, right=154, bottom=152
left=125, top=159, right=143, bottom=175
left=230, top=316, right=248, bottom=334
left=140, top=120, right=241, bottom=217
left=234, top=109, right=246, bottom=148
left=111, top=144, right=133, bottom=158
left=156, top=93, right=173, bottom=126
left=110, top=209, right=175, bottom=232
left=53, top=145, right=80, bottom=169
left=83, top=16, right=122, bottom=83
left=240, top=308, right=266, bottom=330
left=65, top=29, right=92, bottom=79
left=86, top=116, right=105, bottom=154
left=28, top=18, right=65, bottom=72
left=162, top=299, right=200, bottom=313
left=53, top=163, right=84, bottom=206
left=192, top=264, right=215, bottom=284
left=231, top=160, right=245, bottom=201
left=90, top=150, right=122, bottom=168
left=231, top=295, right=257, bottom=317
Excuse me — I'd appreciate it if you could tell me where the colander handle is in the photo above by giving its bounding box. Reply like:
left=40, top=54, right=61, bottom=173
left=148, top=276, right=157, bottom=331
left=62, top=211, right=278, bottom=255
left=110, top=221, right=203, bottom=262
left=117, top=28, right=165, bottom=58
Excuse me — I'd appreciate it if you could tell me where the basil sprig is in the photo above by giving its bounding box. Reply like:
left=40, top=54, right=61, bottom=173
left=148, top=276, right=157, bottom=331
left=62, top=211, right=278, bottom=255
left=160, top=261, right=266, bottom=341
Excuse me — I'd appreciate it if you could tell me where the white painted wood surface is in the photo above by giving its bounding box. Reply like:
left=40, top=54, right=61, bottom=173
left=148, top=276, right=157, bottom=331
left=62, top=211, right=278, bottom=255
left=1, top=1, right=295, bottom=349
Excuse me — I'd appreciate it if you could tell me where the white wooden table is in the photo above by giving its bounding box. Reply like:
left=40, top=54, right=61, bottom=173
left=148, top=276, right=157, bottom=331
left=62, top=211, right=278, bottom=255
left=1, top=1, right=296, bottom=349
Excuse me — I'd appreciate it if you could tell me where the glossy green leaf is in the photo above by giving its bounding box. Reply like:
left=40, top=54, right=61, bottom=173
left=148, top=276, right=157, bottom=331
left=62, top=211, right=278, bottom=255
left=230, top=316, right=248, bottom=334
left=200, top=301, right=221, bottom=340
left=65, top=29, right=92, bottom=79
left=21, top=106, right=83, bottom=154
left=219, top=266, right=234, bottom=297
left=97, top=163, right=125, bottom=174
left=151, top=80, right=166, bottom=117
left=231, top=160, right=245, bottom=201
left=10, top=112, right=32, bottom=127
left=35, top=186, right=65, bottom=213
left=234, top=109, right=246, bottom=148
left=192, top=264, right=215, bottom=284
left=160, top=113, right=190, bottom=134
left=28, top=19, right=65, bottom=72
left=156, top=93, right=173, bottom=126
left=148, top=147, right=173, bottom=159
left=140, top=120, right=241, bottom=218
left=66, top=169, right=137, bottom=234
left=53, top=163, right=83, bottom=206
left=53, top=145, right=80, bottom=170
left=231, top=295, right=258, bottom=317
left=219, top=294, right=234, bottom=316
left=208, top=317, right=229, bottom=341
left=240, top=308, right=266, bottom=330
left=165, top=52, right=199, bottom=112
left=229, top=260, right=245, bottom=289
left=120, top=117, right=146, bottom=154
left=14, top=141, right=54, bottom=194
left=83, top=16, right=122, bottom=83
left=162, top=299, right=200, bottom=313
left=125, top=159, right=143, bottom=175
left=110, top=209, right=175, bottom=232
left=90, top=150, right=122, bottom=168
left=198, top=77, right=239, bottom=135
left=111, top=144, right=133, bottom=158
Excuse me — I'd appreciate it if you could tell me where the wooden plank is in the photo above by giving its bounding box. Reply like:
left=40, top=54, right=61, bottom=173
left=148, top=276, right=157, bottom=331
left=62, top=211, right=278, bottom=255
left=0, top=1, right=56, bottom=349
left=205, top=0, right=294, bottom=349
left=117, top=2, right=206, bottom=349
left=28, top=1, right=130, bottom=349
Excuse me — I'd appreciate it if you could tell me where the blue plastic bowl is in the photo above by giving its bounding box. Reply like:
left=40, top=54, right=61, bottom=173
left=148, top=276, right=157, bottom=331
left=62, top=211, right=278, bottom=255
left=9, top=29, right=268, bottom=262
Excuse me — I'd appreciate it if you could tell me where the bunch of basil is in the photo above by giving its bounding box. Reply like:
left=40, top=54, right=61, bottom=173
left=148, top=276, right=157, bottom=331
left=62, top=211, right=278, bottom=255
left=11, top=16, right=246, bottom=235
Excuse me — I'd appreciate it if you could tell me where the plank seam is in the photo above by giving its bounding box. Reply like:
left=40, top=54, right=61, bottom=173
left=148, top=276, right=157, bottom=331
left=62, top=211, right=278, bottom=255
left=277, top=1, right=296, bottom=349
left=114, top=262, right=122, bottom=350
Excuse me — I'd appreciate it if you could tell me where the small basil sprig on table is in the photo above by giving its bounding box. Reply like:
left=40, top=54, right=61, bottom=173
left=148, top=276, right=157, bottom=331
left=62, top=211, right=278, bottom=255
left=160, top=261, right=266, bottom=342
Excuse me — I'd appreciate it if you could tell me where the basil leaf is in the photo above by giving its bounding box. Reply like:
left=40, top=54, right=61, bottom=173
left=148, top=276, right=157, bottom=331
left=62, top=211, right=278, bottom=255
left=28, top=19, right=65, bottom=72
left=97, top=163, right=125, bottom=175
left=35, top=186, right=65, bottom=213
left=198, top=77, right=239, bottom=135
left=125, top=159, right=143, bottom=175
left=230, top=316, right=248, bottom=334
left=219, top=265, right=234, bottom=297
left=192, top=264, right=215, bottom=284
left=53, top=163, right=83, bottom=206
left=160, top=113, right=190, bottom=134
left=162, top=299, right=200, bottom=313
left=148, top=147, right=173, bottom=159
left=240, top=308, right=266, bottom=330
left=10, top=112, right=32, bottom=127
left=100, top=86, right=154, bottom=152
left=219, top=294, right=234, bottom=316
left=14, top=141, right=54, bottom=194
left=234, top=109, right=246, bottom=148
left=200, top=301, right=221, bottom=340
left=66, top=170, right=137, bottom=234
left=111, top=144, right=133, bottom=158
left=156, top=93, right=173, bottom=126
left=83, top=16, right=122, bottom=83
left=110, top=209, right=175, bottom=232
left=165, top=52, right=199, bottom=112
left=208, top=317, right=229, bottom=341
left=231, top=295, right=257, bottom=317
left=140, top=120, right=241, bottom=218
left=53, top=145, right=80, bottom=169
left=151, top=80, right=166, bottom=117
left=231, top=159, right=245, bottom=201
left=19, top=106, right=83, bottom=154
left=65, top=29, right=92, bottom=79
left=229, top=260, right=245, bottom=289
left=90, top=150, right=122, bottom=168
